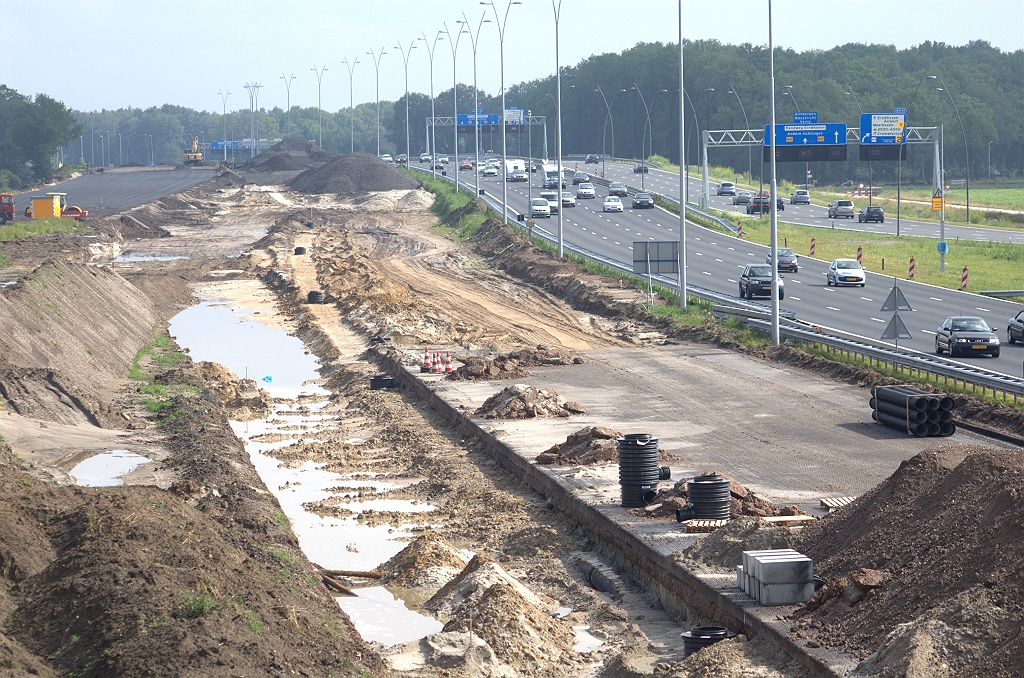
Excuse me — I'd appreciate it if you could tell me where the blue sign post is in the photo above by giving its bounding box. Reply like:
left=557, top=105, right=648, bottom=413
left=456, top=113, right=501, bottom=126
left=763, top=122, right=848, bottom=162
left=859, top=112, right=907, bottom=160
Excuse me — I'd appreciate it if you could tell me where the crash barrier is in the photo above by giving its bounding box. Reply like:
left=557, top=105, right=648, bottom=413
left=617, top=434, right=669, bottom=507
left=870, top=385, right=955, bottom=437
left=675, top=473, right=732, bottom=522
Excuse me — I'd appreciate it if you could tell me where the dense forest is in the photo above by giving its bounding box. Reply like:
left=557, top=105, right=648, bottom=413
left=0, top=86, right=80, bottom=191
left=64, top=39, right=1024, bottom=187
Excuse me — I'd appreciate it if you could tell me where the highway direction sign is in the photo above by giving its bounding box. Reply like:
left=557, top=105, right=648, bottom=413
left=457, top=113, right=500, bottom=126
left=764, top=123, right=847, bottom=146
left=859, top=113, right=906, bottom=144
left=793, top=112, right=818, bottom=124
left=504, top=108, right=523, bottom=126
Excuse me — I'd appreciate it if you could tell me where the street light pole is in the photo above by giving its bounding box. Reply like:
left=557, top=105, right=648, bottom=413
left=310, top=66, right=327, bottom=149
left=218, top=90, right=230, bottom=162
left=934, top=78, right=970, bottom=224
left=631, top=84, right=652, bottom=190
left=768, top=0, right=780, bottom=346
left=118, top=133, right=122, bottom=166
left=483, top=0, right=521, bottom=225
left=989, top=140, right=993, bottom=180
left=395, top=41, right=417, bottom=165
left=341, top=57, right=359, bottom=153
left=460, top=12, right=490, bottom=196
left=419, top=31, right=444, bottom=180
left=678, top=1, right=686, bottom=309
left=280, top=73, right=296, bottom=138
left=367, top=48, right=387, bottom=158
left=443, top=22, right=467, bottom=193
left=727, top=85, right=751, bottom=180
left=552, top=0, right=564, bottom=257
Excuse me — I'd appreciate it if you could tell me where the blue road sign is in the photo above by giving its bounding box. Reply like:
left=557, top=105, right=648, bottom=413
left=860, top=113, right=907, bottom=145
left=764, top=123, right=847, bottom=146
left=894, top=107, right=908, bottom=115
left=793, top=111, right=818, bottom=124
left=210, top=141, right=242, bottom=150
left=937, top=241, right=949, bottom=254
left=457, top=113, right=501, bottom=126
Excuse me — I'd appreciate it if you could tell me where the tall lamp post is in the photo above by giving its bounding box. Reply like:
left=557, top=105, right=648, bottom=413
left=845, top=88, right=868, bottom=202
left=459, top=12, right=490, bottom=196
left=311, top=66, right=328, bottom=148
left=483, top=0, right=521, bottom=225
left=118, top=133, right=122, bottom=166
left=342, top=57, right=359, bottom=153
left=419, top=31, right=444, bottom=179
left=280, top=73, right=296, bottom=138
left=678, top=1, right=686, bottom=309
left=931, top=75, right=970, bottom=224
left=727, top=85, right=751, bottom=179
left=768, top=1, right=780, bottom=345
left=367, top=47, right=387, bottom=158
left=443, top=22, right=468, bottom=193
left=594, top=85, right=625, bottom=166
left=395, top=40, right=417, bottom=164
left=988, top=140, right=993, bottom=180
left=218, top=90, right=230, bottom=162
left=552, top=0, right=564, bottom=257
left=783, top=84, right=811, bottom=193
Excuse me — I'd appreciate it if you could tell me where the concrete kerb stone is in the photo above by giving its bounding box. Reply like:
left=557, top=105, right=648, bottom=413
left=370, top=348, right=856, bottom=678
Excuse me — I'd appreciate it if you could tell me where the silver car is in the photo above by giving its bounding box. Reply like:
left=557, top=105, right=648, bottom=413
left=576, top=183, right=596, bottom=199
left=603, top=196, right=624, bottom=212
left=828, top=199, right=855, bottom=219
left=561, top=192, right=577, bottom=208
left=530, top=198, right=551, bottom=218
left=827, top=258, right=866, bottom=287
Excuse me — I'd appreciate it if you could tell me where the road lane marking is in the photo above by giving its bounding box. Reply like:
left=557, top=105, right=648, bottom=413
left=930, top=297, right=942, bottom=301
left=715, top=258, right=723, bottom=262
left=920, top=330, right=937, bottom=335
left=827, top=306, right=841, bottom=311
left=728, top=279, right=737, bottom=283
left=860, top=297, right=873, bottom=301
left=871, top=318, right=885, bottom=323
left=976, top=307, right=991, bottom=312
left=790, top=297, right=801, bottom=301
left=702, top=271, right=711, bottom=275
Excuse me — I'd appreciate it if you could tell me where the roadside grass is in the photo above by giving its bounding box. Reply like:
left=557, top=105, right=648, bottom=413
left=413, top=171, right=489, bottom=241
left=0, top=216, right=86, bottom=267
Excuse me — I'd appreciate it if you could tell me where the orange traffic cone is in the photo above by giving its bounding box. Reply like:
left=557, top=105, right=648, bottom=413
left=432, top=353, right=442, bottom=374
left=421, top=348, right=432, bottom=373
left=444, top=352, right=453, bottom=373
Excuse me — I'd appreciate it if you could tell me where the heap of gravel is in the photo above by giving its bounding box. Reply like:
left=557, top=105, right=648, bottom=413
left=289, top=153, right=420, bottom=195
left=241, top=137, right=335, bottom=173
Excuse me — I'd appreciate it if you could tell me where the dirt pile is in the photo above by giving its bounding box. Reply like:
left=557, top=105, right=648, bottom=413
left=377, top=532, right=471, bottom=588
left=241, top=138, right=334, bottom=174
left=536, top=426, right=621, bottom=465
left=194, top=361, right=271, bottom=420
left=648, top=473, right=795, bottom=520
left=447, top=345, right=586, bottom=382
left=475, top=384, right=586, bottom=419
left=789, top=444, right=1024, bottom=676
left=649, top=635, right=810, bottom=677
left=676, top=516, right=803, bottom=571
left=290, top=152, right=420, bottom=194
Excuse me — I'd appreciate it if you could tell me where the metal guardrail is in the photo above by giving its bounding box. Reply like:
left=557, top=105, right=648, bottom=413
left=411, top=165, right=1024, bottom=399
left=979, top=290, right=1024, bottom=299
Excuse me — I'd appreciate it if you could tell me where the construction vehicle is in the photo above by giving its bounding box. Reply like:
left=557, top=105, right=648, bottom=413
left=0, top=194, right=14, bottom=224
left=23, top=193, right=87, bottom=221
left=184, top=137, right=204, bottom=166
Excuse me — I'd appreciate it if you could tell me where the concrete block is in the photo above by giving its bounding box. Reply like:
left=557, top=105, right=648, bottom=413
left=757, top=581, right=815, bottom=606
left=736, top=564, right=744, bottom=591
left=742, top=548, right=799, bottom=572
left=752, top=555, right=813, bottom=584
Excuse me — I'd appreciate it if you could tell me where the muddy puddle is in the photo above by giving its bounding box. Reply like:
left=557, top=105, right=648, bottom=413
left=69, top=449, right=152, bottom=487
left=168, top=281, right=441, bottom=645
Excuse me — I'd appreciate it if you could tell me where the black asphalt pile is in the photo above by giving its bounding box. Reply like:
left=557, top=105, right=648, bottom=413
left=241, top=137, right=334, bottom=173
left=535, top=426, right=620, bottom=465
left=289, top=153, right=420, bottom=195
left=446, top=345, right=585, bottom=382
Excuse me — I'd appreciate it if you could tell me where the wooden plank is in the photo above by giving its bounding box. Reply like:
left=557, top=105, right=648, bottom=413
left=819, top=497, right=856, bottom=509
left=761, top=515, right=817, bottom=525
left=683, top=519, right=730, bottom=533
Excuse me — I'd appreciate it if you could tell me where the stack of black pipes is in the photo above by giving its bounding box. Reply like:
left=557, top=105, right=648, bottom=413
left=870, top=386, right=955, bottom=437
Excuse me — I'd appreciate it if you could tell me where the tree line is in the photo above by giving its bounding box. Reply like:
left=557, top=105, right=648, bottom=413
left=0, top=86, right=80, bottom=191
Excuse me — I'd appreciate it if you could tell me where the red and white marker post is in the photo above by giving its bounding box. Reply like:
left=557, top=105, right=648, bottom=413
left=908, top=257, right=915, bottom=280
left=809, top=237, right=816, bottom=256
left=961, top=267, right=968, bottom=291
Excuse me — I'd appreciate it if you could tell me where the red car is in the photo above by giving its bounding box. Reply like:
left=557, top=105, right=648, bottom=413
left=459, top=160, right=473, bottom=170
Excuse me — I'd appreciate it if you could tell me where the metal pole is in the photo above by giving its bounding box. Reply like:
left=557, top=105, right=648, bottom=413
left=367, top=48, right=386, bottom=158
left=678, top=2, right=686, bottom=309
left=940, top=124, right=946, bottom=272
left=443, top=22, right=466, bottom=193
left=462, top=12, right=489, bottom=196
left=728, top=85, right=750, bottom=179
left=554, top=0, right=563, bottom=256
left=310, top=66, right=327, bottom=149
left=280, top=73, right=295, bottom=137
left=936, top=79, right=970, bottom=224
left=118, top=134, right=122, bottom=166
left=486, top=2, right=520, bottom=225
left=768, top=0, right=780, bottom=345
left=631, top=84, right=650, bottom=191
left=342, top=58, right=359, bottom=153
left=218, top=90, right=230, bottom=162
left=528, top=109, right=533, bottom=207
left=395, top=42, right=415, bottom=165
left=420, top=32, right=443, bottom=180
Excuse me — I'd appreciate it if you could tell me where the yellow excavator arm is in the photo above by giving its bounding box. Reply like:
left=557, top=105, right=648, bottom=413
left=191, top=137, right=199, bottom=153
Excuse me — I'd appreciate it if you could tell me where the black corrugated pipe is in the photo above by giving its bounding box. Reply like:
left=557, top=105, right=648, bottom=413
left=872, top=409, right=928, bottom=436
left=873, top=386, right=928, bottom=411
left=870, top=397, right=928, bottom=423
left=682, top=627, right=736, bottom=657
left=940, top=422, right=956, bottom=436
left=618, top=435, right=661, bottom=507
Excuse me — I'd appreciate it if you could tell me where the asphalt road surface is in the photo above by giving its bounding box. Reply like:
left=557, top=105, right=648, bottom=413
left=15, top=167, right=215, bottom=213
left=470, top=169, right=1024, bottom=379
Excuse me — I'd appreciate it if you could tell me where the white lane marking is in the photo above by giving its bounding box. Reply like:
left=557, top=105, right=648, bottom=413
left=728, top=247, right=735, bottom=251
left=614, top=241, right=620, bottom=245
left=695, top=252, right=703, bottom=256
left=702, top=271, right=711, bottom=275
left=976, top=307, right=991, bottom=312
left=860, top=297, right=873, bottom=301
left=695, top=237, right=701, bottom=241
left=827, top=306, right=841, bottom=311
left=715, top=258, right=723, bottom=262
left=628, top=246, right=633, bottom=250
left=920, top=330, right=937, bottom=335
left=602, top=236, right=608, bottom=240
left=871, top=318, right=885, bottom=323
left=792, top=280, right=802, bottom=284
left=727, top=279, right=737, bottom=283
left=747, top=253, right=755, bottom=256
left=790, top=296, right=801, bottom=301
left=930, top=297, right=942, bottom=301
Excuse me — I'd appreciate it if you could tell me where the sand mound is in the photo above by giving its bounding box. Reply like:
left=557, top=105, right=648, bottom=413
left=377, top=533, right=470, bottom=588
left=536, top=426, right=620, bottom=465
left=290, top=153, right=420, bottom=195
left=791, top=444, right=1024, bottom=675
left=425, top=555, right=554, bottom=620
left=396, top=189, right=435, bottom=210
left=193, top=361, right=270, bottom=420
left=241, top=138, right=334, bottom=174
left=676, top=516, right=802, bottom=571
left=447, top=346, right=586, bottom=382
left=475, top=384, right=586, bottom=419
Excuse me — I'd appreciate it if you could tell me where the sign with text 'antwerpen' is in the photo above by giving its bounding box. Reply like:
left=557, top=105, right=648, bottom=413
left=763, top=123, right=848, bottom=162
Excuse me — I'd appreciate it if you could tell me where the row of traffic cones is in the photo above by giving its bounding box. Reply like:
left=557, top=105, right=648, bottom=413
left=421, top=348, right=453, bottom=374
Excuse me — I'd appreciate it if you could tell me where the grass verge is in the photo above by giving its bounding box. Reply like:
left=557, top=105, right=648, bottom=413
left=0, top=216, right=86, bottom=267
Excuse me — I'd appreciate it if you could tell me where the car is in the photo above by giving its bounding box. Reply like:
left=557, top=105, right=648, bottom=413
left=561, top=192, right=577, bottom=208
left=828, top=199, right=855, bottom=219
left=935, top=316, right=1000, bottom=358
left=459, top=160, right=473, bottom=170
left=603, top=196, right=624, bottom=212
left=826, top=258, right=866, bottom=287
left=632, top=192, right=655, bottom=209
left=419, top=153, right=432, bottom=163
left=858, top=206, right=885, bottom=223
left=608, top=182, right=628, bottom=197
left=585, top=154, right=600, bottom=164
left=530, top=198, right=551, bottom=218
left=380, top=153, right=394, bottom=163
left=790, top=189, right=810, bottom=205
left=1007, top=309, right=1024, bottom=344
left=746, top=196, right=783, bottom=213
left=716, top=182, right=737, bottom=196
left=396, top=154, right=408, bottom=165
left=540, top=190, right=560, bottom=214
left=508, top=170, right=528, bottom=182
left=633, top=164, right=649, bottom=174
left=572, top=172, right=589, bottom=185
left=576, top=183, right=596, bottom=199
left=433, top=160, right=445, bottom=170
left=739, top=264, right=785, bottom=300
left=438, top=155, right=450, bottom=164
left=767, top=247, right=799, bottom=272
left=482, top=165, right=498, bottom=177
left=530, top=161, right=539, bottom=173
left=732, top=191, right=752, bottom=205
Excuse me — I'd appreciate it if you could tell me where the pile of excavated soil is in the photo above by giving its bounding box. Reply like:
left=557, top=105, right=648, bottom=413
left=194, top=361, right=271, bottom=420
left=241, top=138, right=334, bottom=173
left=536, top=426, right=620, bottom=465
left=676, top=516, right=803, bottom=571
left=289, top=153, right=420, bottom=195
left=475, top=384, right=586, bottom=419
left=648, top=473, right=796, bottom=520
left=377, top=533, right=470, bottom=588
left=790, top=444, right=1024, bottom=676
left=648, top=635, right=810, bottom=677
left=447, top=345, right=586, bottom=382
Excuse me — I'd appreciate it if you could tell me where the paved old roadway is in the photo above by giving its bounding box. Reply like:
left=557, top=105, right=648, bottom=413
left=14, top=166, right=216, bottom=213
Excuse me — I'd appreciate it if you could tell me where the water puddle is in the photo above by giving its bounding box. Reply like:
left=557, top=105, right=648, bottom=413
left=573, top=626, right=605, bottom=653
left=70, top=450, right=151, bottom=487
left=336, top=587, right=443, bottom=644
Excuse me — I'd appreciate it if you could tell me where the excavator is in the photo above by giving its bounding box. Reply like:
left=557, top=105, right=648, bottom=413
left=184, top=137, right=204, bottom=166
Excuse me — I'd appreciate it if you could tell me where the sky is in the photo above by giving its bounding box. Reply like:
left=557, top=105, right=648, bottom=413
left=2, top=0, right=1022, bottom=114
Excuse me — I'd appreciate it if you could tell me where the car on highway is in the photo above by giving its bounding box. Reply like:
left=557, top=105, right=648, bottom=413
left=459, top=160, right=473, bottom=170
left=633, top=164, right=649, bottom=174
left=603, top=196, right=624, bottom=212
left=746, top=196, right=784, bottom=214
left=561, top=192, right=577, bottom=208
left=438, top=155, right=450, bottom=164
left=766, top=247, right=799, bottom=272
left=482, top=165, right=498, bottom=177
left=585, top=154, right=600, bottom=164
left=826, top=258, right=866, bottom=287
left=530, top=197, right=551, bottom=218
left=828, top=199, right=855, bottom=219
left=716, top=182, right=736, bottom=196
left=540, top=190, right=560, bottom=214
left=1007, top=309, right=1024, bottom=344
left=396, top=154, right=408, bottom=165
left=732, top=191, right=752, bottom=205
left=790, top=189, right=810, bottom=205
left=419, top=153, right=432, bottom=163
left=576, top=183, right=596, bottom=199
left=739, top=264, right=785, bottom=300
left=858, top=205, right=885, bottom=223
left=608, top=182, right=628, bottom=197
left=632, top=193, right=655, bottom=209
left=433, top=159, right=445, bottom=170
left=508, top=170, right=528, bottom=182
left=380, top=153, right=394, bottom=163
left=572, top=172, right=589, bottom=185
left=935, top=316, right=1000, bottom=357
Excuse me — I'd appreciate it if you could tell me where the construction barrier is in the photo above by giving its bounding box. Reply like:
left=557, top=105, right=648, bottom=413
left=809, top=237, right=815, bottom=256
left=909, top=257, right=915, bottom=280
left=857, top=247, right=863, bottom=265
left=737, top=222, right=744, bottom=238
left=961, top=267, right=968, bottom=291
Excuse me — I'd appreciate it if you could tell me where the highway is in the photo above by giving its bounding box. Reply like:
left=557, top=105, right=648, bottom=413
left=471, top=169, right=1024, bottom=378
left=591, top=160, right=1024, bottom=245
left=14, top=167, right=216, bottom=213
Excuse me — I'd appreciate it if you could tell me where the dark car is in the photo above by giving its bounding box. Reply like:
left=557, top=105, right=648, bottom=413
left=572, top=171, right=590, bottom=185
left=396, top=154, right=408, bottom=165
left=858, top=206, right=885, bottom=223
left=936, top=316, right=1000, bottom=357
left=608, top=182, right=628, bottom=197
left=585, top=154, right=600, bottom=164
left=633, top=164, right=649, bottom=174
left=746, top=196, right=784, bottom=214
left=632, top=193, right=655, bottom=209
left=739, top=264, right=784, bottom=300
left=767, top=247, right=799, bottom=272
left=1008, top=309, right=1024, bottom=344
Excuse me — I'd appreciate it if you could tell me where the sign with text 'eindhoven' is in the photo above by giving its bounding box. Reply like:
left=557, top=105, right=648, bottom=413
left=859, top=112, right=908, bottom=161
left=456, top=113, right=500, bottom=126
left=764, top=123, right=847, bottom=146
left=633, top=241, right=679, bottom=275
